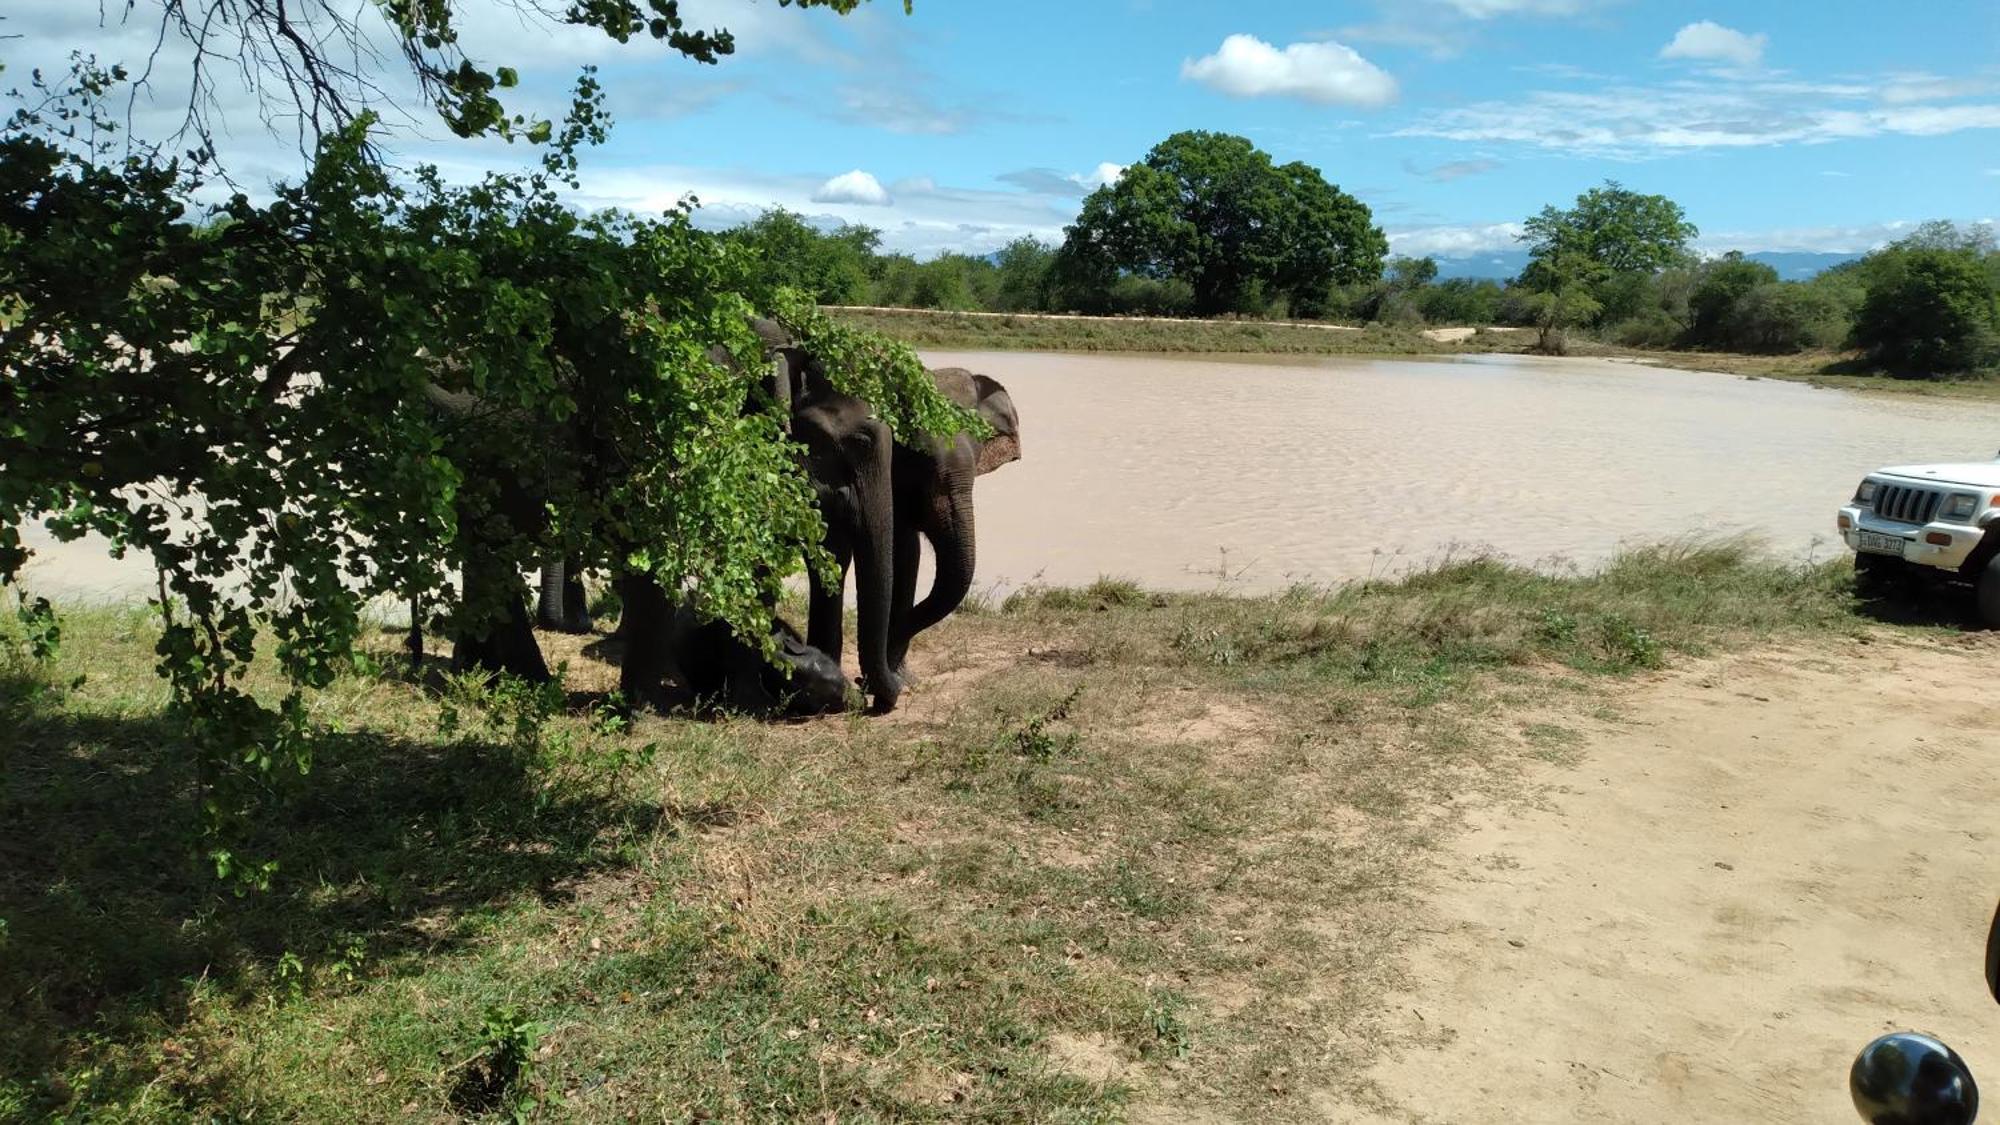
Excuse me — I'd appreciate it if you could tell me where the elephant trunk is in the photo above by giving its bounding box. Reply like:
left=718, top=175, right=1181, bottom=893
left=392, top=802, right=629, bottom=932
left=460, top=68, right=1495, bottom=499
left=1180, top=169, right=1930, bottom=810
left=908, top=473, right=976, bottom=642
left=855, top=438, right=902, bottom=713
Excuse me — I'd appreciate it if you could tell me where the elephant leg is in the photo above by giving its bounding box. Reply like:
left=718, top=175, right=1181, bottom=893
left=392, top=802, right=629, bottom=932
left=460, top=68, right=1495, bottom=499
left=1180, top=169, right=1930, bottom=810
left=538, top=557, right=594, bottom=634
left=887, top=513, right=922, bottom=685
left=537, top=558, right=568, bottom=632
left=453, top=564, right=550, bottom=684
left=616, top=573, right=679, bottom=712
left=407, top=591, right=425, bottom=673
left=806, top=542, right=852, bottom=666
left=562, top=557, right=592, bottom=633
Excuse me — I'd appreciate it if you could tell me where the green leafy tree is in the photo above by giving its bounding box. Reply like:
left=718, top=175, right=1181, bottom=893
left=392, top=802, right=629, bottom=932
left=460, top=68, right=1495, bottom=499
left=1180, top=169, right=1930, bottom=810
left=0, top=61, right=968, bottom=877
left=1724, top=282, right=1848, bottom=353
left=1687, top=253, right=1780, bottom=346
left=1850, top=247, right=2000, bottom=375
left=1892, top=220, right=1998, bottom=255
left=1521, top=249, right=1607, bottom=354
left=722, top=208, right=877, bottom=305
left=1271, top=161, right=1390, bottom=317
left=991, top=237, right=1056, bottom=312
left=1418, top=278, right=1504, bottom=326
left=1522, top=181, right=1698, bottom=278
left=1519, top=181, right=1695, bottom=329
left=1057, top=131, right=1384, bottom=317
left=1387, top=256, right=1440, bottom=290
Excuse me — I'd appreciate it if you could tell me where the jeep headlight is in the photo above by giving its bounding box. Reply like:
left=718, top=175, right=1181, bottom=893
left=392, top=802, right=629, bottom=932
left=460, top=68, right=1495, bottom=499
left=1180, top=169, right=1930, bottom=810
left=1855, top=480, right=1879, bottom=505
left=1944, top=493, right=1980, bottom=521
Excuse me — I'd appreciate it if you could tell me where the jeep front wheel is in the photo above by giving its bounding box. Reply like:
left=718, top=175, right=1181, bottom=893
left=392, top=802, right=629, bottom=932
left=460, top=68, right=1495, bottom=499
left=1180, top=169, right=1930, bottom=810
left=1977, top=555, right=2000, bottom=627
left=1854, top=552, right=1903, bottom=597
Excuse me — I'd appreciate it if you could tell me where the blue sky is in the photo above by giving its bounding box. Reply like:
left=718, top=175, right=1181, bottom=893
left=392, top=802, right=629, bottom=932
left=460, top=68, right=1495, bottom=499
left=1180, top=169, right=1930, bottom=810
left=10, top=0, right=2000, bottom=261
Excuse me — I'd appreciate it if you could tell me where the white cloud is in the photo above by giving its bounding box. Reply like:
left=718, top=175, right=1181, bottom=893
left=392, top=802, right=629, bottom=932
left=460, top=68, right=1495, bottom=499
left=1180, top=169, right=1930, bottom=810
left=1441, top=0, right=1601, bottom=16
left=996, top=163, right=1127, bottom=198
left=1660, top=21, right=1767, bottom=68
left=1696, top=221, right=1923, bottom=255
left=1335, top=21, right=1472, bottom=60
left=1387, top=222, right=1526, bottom=257
left=1406, top=157, right=1502, bottom=182
left=1078, top=162, right=1127, bottom=189
left=1397, top=75, right=2000, bottom=156
left=574, top=165, right=1076, bottom=258
left=830, top=84, right=976, bottom=135
left=1387, top=218, right=1994, bottom=260
left=1879, top=73, right=2000, bottom=105
left=1182, top=34, right=1398, bottom=108
left=811, top=170, right=892, bottom=206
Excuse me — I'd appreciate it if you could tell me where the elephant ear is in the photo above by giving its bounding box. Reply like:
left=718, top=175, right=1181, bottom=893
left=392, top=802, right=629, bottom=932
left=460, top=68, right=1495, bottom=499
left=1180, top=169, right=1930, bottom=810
left=775, top=346, right=829, bottom=401
left=969, top=373, right=1021, bottom=474
left=748, top=316, right=793, bottom=352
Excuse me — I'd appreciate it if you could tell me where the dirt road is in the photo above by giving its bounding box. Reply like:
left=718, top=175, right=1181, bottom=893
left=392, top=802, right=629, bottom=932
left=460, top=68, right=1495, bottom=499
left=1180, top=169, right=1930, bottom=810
left=1349, top=634, right=2000, bottom=1123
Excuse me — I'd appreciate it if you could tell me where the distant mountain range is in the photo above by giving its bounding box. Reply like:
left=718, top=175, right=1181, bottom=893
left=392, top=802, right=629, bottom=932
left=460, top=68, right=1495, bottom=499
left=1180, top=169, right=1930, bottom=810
left=1429, top=250, right=1863, bottom=283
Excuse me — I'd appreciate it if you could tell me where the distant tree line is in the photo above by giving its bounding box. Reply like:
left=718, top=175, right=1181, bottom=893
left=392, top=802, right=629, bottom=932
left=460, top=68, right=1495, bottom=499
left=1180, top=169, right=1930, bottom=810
left=728, top=131, right=1389, bottom=320
left=729, top=160, right=2000, bottom=380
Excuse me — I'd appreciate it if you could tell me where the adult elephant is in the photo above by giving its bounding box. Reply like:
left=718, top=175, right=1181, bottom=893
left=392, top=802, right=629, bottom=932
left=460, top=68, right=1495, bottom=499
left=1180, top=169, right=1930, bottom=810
left=536, top=318, right=798, bottom=640
left=619, top=341, right=904, bottom=714
left=415, top=380, right=571, bottom=683
left=885, top=367, right=1021, bottom=683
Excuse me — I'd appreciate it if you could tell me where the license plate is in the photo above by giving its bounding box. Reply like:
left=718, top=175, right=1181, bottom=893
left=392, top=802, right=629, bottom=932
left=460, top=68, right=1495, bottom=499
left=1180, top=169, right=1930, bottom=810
left=1856, top=530, right=1907, bottom=556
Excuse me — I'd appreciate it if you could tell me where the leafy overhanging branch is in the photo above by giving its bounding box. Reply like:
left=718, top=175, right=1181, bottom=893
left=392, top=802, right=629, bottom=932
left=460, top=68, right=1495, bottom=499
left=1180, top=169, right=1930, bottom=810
left=0, top=61, right=940, bottom=883
left=98, top=0, right=911, bottom=156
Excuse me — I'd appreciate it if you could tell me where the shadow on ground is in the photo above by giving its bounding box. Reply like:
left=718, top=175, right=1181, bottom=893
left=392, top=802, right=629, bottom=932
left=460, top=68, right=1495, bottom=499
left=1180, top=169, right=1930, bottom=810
left=0, top=668, right=657, bottom=1111
left=1853, top=578, right=1987, bottom=630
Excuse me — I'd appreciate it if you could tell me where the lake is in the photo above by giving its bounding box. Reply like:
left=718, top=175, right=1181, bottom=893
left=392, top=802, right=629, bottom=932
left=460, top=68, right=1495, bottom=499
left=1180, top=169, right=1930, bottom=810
left=18, top=352, right=2000, bottom=602
left=928, top=350, right=2000, bottom=596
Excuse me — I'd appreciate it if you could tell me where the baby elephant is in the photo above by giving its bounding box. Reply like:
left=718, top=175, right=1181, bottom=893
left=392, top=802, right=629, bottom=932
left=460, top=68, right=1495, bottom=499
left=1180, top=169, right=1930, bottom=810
left=677, top=609, right=850, bottom=718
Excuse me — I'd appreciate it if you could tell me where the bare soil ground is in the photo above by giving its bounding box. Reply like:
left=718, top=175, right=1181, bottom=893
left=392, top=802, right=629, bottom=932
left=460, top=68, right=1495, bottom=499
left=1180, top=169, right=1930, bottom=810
left=1347, top=632, right=2000, bottom=1124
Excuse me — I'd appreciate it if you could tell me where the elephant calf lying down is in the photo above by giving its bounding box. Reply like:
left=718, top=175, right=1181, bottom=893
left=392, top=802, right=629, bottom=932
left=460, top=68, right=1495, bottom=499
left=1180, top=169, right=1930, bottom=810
left=667, top=607, right=851, bottom=718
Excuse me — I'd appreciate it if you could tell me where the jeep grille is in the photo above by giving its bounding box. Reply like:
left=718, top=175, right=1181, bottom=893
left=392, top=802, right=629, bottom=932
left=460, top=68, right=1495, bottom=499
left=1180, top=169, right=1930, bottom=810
left=1872, top=483, right=1944, bottom=525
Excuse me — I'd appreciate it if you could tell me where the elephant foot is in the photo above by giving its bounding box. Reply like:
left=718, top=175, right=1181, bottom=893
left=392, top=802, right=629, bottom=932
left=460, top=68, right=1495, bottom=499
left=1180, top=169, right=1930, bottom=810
left=891, top=662, right=919, bottom=689
left=857, top=674, right=903, bottom=715
left=538, top=614, right=595, bottom=636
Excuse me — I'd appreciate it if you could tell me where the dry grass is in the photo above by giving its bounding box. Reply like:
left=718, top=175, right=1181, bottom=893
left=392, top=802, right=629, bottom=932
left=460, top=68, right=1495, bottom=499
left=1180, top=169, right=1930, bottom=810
left=829, top=307, right=1528, bottom=357
left=0, top=542, right=1938, bottom=1121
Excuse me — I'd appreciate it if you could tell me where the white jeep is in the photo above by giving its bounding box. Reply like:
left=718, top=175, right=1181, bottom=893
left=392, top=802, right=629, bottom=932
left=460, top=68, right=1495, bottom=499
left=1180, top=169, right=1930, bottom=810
left=1839, top=458, right=2000, bottom=623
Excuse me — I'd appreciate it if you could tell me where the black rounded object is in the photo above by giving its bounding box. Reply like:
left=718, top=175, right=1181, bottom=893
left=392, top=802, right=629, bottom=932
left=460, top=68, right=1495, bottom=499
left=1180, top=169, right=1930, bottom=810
left=1851, top=1032, right=1979, bottom=1125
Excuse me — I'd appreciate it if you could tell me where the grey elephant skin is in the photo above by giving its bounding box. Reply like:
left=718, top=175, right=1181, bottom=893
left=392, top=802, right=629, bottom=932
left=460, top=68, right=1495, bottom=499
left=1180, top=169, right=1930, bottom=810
left=617, top=331, right=902, bottom=714
left=885, top=367, right=1022, bottom=683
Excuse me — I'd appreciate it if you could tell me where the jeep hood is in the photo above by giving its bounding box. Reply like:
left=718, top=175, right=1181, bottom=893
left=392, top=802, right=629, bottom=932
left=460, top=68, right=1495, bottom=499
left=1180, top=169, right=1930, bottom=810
left=1875, top=462, right=2000, bottom=489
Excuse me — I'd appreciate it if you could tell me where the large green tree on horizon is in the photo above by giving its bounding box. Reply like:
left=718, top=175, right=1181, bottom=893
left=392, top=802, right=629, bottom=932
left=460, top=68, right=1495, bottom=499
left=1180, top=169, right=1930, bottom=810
left=1517, top=180, right=1697, bottom=340
left=1520, top=180, right=1698, bottom=282
left=1055, top=131, right=1387, bottom=317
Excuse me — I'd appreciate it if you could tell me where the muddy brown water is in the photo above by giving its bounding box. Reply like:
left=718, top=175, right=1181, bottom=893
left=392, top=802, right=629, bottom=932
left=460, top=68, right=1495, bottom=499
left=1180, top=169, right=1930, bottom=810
left=934, top=350, right=2000, bottom=596
left=18, top=352, right=2000, bottom=603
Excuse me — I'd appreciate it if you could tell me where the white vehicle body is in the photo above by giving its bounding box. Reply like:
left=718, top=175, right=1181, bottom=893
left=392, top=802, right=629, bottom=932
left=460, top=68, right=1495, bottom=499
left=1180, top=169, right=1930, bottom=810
left=1838, top=460, right=2000, bottom=624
